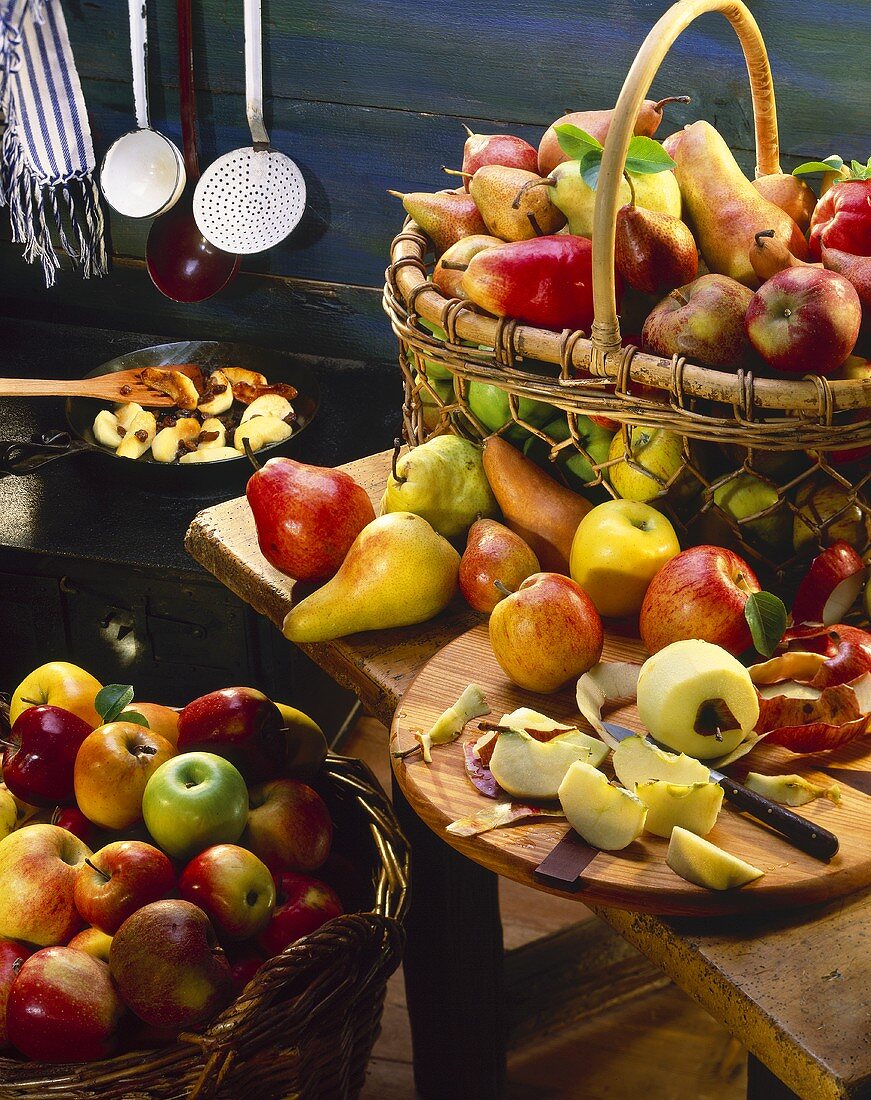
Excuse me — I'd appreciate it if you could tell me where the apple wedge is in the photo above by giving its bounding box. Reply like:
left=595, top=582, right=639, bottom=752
left=612, top=735, right=711, bottom=789
left=500, top=708, right=576, bottom=735
left=489, top=729, right=607, bottom=800
left=558, top=762, right=647, bottom=850
left=667, top=826, right=764, bottom=890
left=744, top=772, right=840, bottom=807
left=635, top=780, right=724, bottom=838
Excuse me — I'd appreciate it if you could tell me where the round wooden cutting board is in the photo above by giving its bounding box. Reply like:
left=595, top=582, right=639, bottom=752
left=390, top=624, right=871, bottom=917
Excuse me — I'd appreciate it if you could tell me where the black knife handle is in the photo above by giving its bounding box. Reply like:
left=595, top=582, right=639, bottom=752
left=718, top=776, right=839, bottom=862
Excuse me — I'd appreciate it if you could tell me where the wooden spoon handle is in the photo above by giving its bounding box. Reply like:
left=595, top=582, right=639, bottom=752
left=0, top=378, right=99, bottom=397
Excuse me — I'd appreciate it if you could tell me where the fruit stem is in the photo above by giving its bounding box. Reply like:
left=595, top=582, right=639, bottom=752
left=391, top=438, right=407, bottom=485
left=442, top=167, right=474, bottom=180
left=243, top=437, right=261, bottom=472
left=391, top=744, right=422, bottom=760
left=652, top=95, right=691, bottom=113
left=493, top=580, right=514, bottom=597
left=623, top=171, right=636, bottom=207
left=20, top=697, right=42, bottom=706
left=386, top=189, right=406, bottom=199
left=754, top=229, right=776, bottom=246
left=477, top=720, right=572, bottom=736
left=527, top=211, right=544, bottom=236
left=439, top=261, right=470, bottom=272
left=85, top=858, right=110, bottom=882
left=461, top=124, right=474, bottom=137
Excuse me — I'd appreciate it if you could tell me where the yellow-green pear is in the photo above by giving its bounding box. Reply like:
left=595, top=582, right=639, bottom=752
left=382, top=435, right=498, bottom=540
left=550, top=162, right=681, bottom=239
left=282, top=513, right=460, bottom=643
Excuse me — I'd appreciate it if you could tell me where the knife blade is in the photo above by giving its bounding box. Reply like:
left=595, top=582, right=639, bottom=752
left=602, top=721, right=839, bottom=863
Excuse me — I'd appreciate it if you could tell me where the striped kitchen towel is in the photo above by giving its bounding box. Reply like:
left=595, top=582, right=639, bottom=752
left=0, top=0, right=107, bottom=286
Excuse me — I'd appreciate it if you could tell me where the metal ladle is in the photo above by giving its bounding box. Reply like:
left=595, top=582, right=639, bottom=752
left=192, top=0, right=306, bottom=254
left=100, top=0, right=186, bottom=219
left=146, top=0, right=240, bottom=301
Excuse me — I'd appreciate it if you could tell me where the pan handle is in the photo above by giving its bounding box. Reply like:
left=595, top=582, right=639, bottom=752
left=0, top=431, right=89, bottom=476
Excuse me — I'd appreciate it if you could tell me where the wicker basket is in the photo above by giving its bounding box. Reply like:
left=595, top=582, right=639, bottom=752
left=0, top=754, right=409, bottom=1100
left=383, top=0, right=871, bottom=589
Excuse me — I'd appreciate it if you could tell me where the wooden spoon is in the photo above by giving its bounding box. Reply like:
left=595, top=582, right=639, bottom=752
left=0, top=365, right=201, bottom=406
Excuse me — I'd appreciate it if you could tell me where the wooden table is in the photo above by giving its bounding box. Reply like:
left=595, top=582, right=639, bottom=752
left=186, top=450, right=871, bottom=1100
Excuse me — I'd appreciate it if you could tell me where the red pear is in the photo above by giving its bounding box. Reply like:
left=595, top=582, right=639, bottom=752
left=459, top=519, right=541, bottom=614
left=461, top=127, right=539, bottom=188
left=615, top=202, right=698, bottom=295
left=387, top=188, right=486, bottom=253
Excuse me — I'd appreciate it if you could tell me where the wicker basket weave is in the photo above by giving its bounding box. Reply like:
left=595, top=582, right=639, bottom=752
left=0, top=754, right=408, bottom=1100
left=383, top=0, right=871, bottom=588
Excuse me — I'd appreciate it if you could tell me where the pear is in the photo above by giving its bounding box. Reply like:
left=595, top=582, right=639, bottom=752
left=458, top=518, right=540, bottom=613
left=548, top=162, right=681, bottom=239
left=749, top=228, right=821, bottom=283
left=482, top=435, right=593, bottom=574
left=642, top=273, right=754, bottom=368
left=382, top=435, right=498, bottom=540
left=387, top=188, right=486, bottom=253
left=282, top=513, right=460, bottom=643
left=615, top=198, right=698, bottom=295
left=752, top=174, right=817, bottom=232
left=461, top=127, right=539, bottom=185
left=672, top=121, right=808, bottom=287
left=538, top=96, right=690, bottom=175
left=467, top=165, right=566, bottom=241
left=432, top=234, right=503, bottom=299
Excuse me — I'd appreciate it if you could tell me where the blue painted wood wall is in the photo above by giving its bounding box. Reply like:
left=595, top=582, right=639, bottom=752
left=1, top=0, right=868, bottom=363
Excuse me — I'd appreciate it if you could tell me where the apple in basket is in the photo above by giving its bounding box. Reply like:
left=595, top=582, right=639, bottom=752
left=0, top=824, right=90, bottom=947
left=2, top=705, right=93, bottom=807
left=258, top=872, right=344, bottom=958
left=74, top=840, right=176, bottom=935
left=245, top=778, right=334, bottom=873
left=9, top=661, right=102, bottom=728
left=179, top=844, right=276, bottom=941
left=176, top=686, right=287, bottom=781
left=0, top=939, right=32, bottom=1049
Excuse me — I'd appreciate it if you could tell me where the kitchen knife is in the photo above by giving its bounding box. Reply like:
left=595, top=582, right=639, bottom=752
left=603, top=722, right=839, bottom=862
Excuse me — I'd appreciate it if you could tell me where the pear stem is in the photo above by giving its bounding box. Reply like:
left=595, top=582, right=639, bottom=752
left=493, top=580, right=514, bottom=597
left=392, top=744, right=422, bottom=761
left=623, top=171, right=636, bottom=207
left=652, top=95, right=691, bottom=113
left=527, top=212, right=544, bottom=236
left=386, top=189, right=406, bottom=199
left=243, top=438, right=261, bottom=472
left=391, top=438, right=407, bottom=485
left=439, top=261, right=470, bottom=272
left=442, top=167, right=473, bottom=180
left=755, top=229, right=776, bottom=246
left=461, top=124, right=474, bottom=137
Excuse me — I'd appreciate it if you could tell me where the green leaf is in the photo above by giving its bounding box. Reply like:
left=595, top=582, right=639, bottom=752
left=850, top=159, right=871, bottom=180
left=623, top=136, right=676, bottom=175
left=119, top=709, right=150, bottom=729
left=744, top=592, right=787, bottom=658
left=579, top=149, right=603, bottom=191
left=94, top=684, right=135, bottom=724
left=792, top=155, right=844, bottom=176
left=554, top=124, right=603, bottom=162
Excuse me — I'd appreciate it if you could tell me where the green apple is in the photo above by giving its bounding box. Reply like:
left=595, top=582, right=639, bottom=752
left=712, top=472, right=791, bottom=554
left=666, top=826, right=763, bottom=890
left=612, top=735, right=711, bottom=790
left=523, top=416, right=613, bottom=489
left=793, top=479, right=871, bottom=555
left=608, top=427, right=683, bottom=503
left=411, top=319, right=453, bottom=381
left=570, top=498, right=681, bottom=618
left=413, top=372, right=453, bottom=433
left=466, top=381, right=554, bottom=445
left=142, top=752, right=248, bottom=861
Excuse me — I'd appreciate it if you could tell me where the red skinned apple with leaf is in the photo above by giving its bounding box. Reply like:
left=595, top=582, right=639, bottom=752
left=177, top=686, right=286, bottom=782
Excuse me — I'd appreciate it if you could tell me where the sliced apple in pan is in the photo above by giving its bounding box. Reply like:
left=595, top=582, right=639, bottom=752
left=489, top=729, right=607, bottom=800
left=179, top=445, right=242, bottom=464
left=116, top=410, right=156, bottom=459
left=197, top=417, right=227, bottom=450
left=140, top=368, right=200, bottom=410
left=635, top=780, right=723, bottom=839
left=240, top=394, right=294, bottom=423
left=151, top=417, right=200, bottom=463
left=93, top=409, right=125, bottom=450
left=197, top=370, right=234, bottom=416
left=558, top=762, right=647, bottom=850
left=667, top=826, right=763, bottom=890
left=233, top=415, right=294, bottom=452
left=115, top=402, right=144, bottom=430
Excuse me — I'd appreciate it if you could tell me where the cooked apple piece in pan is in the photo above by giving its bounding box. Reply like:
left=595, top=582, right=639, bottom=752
left=93, top=409, right=126, bottom=450
left=115, top=402, right=144, bottom=430
left=197, top=417, right=227, bottom=449
left=232, top=381, right=298, bottom=406
left=179, top=445, right=242, bottom=464
left=197, top=370, right=233, bottom=416
left=240, top=394, right=294, bottom=423
left=116, top=410, right=157, bottom=459
left=152, top=417, right=201, bottom=463
left=222, top=367, right=268, bottom=389
left=234, top=415, right=294, bottom=452
left=139, top=367, right=200, bottom=410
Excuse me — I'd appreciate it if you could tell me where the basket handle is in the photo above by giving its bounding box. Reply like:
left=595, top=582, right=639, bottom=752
left=590, top=0, right=781, bottom=370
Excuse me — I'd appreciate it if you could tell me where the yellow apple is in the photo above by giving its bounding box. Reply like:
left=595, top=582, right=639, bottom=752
left=666, top=826, right=763, bottom=890
left=635, top=780, right=723, bottom=838
left=569, top=499, right=680, bottom=618
left=73, top=723, right=177, bottom=830
left=489, top=728, right=608, bottom=800
left=558, top=762, right=647, bottom=850
left=10, top=662, right=102, bottom=728
left=607, top=427, right=683, bottom=504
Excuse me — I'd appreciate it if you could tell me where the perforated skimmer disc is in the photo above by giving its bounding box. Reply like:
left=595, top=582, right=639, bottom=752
left=193, top=147, right=306, bottom=254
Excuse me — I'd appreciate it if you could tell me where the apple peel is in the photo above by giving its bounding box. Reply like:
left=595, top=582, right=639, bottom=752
left=575, top=662, right=642, bottom=749
left=412, top=684, right=490, bottom=764
left=791, top=542, right=867, bottom=627
left=463, top=741, right=503, bottom=800
left=446, top=802, right=564, bottom=837
left=744, top=772, right=841, bottom=807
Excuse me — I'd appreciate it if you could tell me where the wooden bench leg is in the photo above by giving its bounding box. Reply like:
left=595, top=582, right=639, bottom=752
left=746, top=1054, right=800, bottom=1099
left=392, top=774, right=506, bottom=1099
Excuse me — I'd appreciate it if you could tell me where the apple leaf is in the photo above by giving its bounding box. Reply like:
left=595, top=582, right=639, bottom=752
left=579, top=149, right=603, bottom=190
left=792, top=155, right=844, bottom=177
left=745, top=592, right=788, bottom=658
left=554, top=124, right=603, bottom=161
left=120, top=710, right=150, bottom=728
left=850, top=159, right=871, bottom=180
left=95, top=683, right=135, bottom=724
left=623, top=136, right=676, bottom=175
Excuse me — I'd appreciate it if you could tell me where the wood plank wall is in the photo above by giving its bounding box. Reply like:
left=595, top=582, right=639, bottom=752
left=0, top=0, right=867, bottom=364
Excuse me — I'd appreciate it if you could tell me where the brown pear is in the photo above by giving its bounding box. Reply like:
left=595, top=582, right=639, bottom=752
left=672, top=121, right=808, bottom=287
left=751, top=174, right=817, bottom=232
left=387, top=188, right=486, bottom=253
left=481, top=435, right=593, bottom=574
left=538, top=95, right=690, bottom=175
left=615, top=201, right=698, bottom=295
left=459, top=518, right=541, bottom=613
left=433, top=234, right=503, bottom=298
left=748, top=229, right=821, bottom=283
left=468, top=166, right=566, bottom=241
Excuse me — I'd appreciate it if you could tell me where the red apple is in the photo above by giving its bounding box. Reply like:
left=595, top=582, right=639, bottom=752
left=639, top=545, right=761, bottom=656
left=0, top=940, right=31, bottom=1049
left=6, top=947, right=125, bottom=1062
left=745, top=267, right=861, bottom=375
left=225, top=943, right=265, bottom=993
left=0, top=824, right=90, bottom=946
left=179, top=844, right=275, bottom=941
left=791, top=542, right=867, bottom=627
left=245, top=778, right=333, bottom=874
left=177, top=687, right=285, bottom=781
left=642, top=274, right=754, bottom=368
left=246, top=457, right=375, bottom=583
left=461, top=128, right=539, bottom=188
left=109, top=899, right=234, bottom=1029
left=66, top=928, right=112, bottom=964
left=3, top=705, right=92, bottom=807
left=257, top=873, right=343, bottom=958
left=488, top=572, right=604, bottom=693
left=73, top=722, right=177, bottom=831
left=52, top=806, right=97, bottom=848
left=74, top=840, right=176, bottom=935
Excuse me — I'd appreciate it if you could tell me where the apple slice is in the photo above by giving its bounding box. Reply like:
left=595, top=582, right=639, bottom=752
left=500, top=708, right=576, bottom=737
left=635, top=780, right=723, bottom=839
left=489, top=729, right=608, bottom=800
left=791, top=542, right=867, bottom=627
left=636, top=639, right=760, bottom=759
left=667, top=826, right=763, bottom=890
left=558, top=762, right=647, bottom=850
left=744, top=772, right=840, bottom=807
left=612, top=735, right=711, bottom=789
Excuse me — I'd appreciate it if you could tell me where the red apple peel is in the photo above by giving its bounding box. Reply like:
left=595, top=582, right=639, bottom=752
left=791, top=542, right=867, bottom=626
